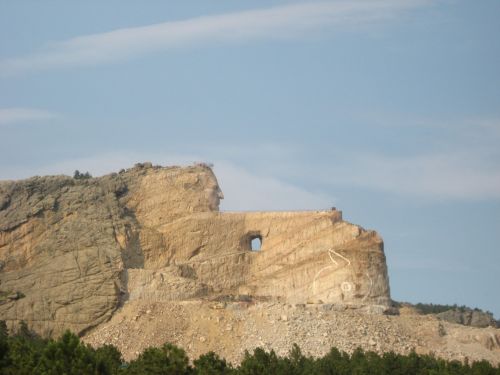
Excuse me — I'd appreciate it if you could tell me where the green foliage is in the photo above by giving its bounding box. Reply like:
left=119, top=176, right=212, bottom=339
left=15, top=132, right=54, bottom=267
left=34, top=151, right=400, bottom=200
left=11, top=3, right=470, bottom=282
left=127, top=343, right=190, bottom=375
left=414, top=302, right=467, bottom=314
left=282, top=344, right=316, bottom=375
left=404, top=302, right=495, bottom=317
left=0, top=290, right=25, bottom=302
left=0, top=321, right=8, bottom=339
left=6, top=322, right=47, bottom=375
left=15, top=321, right=36, bottom=340
left=239, top=347, right=285, bottom=375
left=95, top=344, right=123, bottom=375
left=36, top=331, right=101, bottom=374
left=73, top=170, right=92, bottom=179
left=193, top=352, right=233, bottom=375
left=0, top=325, right=122, bottom=375
left=0, top=321, right=10, bottom=369
left=0, top=320, right=499, bottom=374
left=0, top=291, right=9, bottom=301
left=316, top=346, right=351, bottom=375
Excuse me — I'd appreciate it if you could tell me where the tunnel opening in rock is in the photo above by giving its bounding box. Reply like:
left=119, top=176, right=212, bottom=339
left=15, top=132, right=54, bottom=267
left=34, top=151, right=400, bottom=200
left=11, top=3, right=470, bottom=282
left=251, top=236, right=262, bottom=251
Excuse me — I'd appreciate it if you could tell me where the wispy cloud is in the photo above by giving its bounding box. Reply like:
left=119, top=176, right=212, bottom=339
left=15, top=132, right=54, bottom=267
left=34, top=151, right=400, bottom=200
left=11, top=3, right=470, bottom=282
left=214, top=161, right=332, bottom=211
left=193, top=119, right=500, bottom=201
left=0, top=0, right=432, bottom=75
left=190, top=117, right=500, bottom=202
left=327, top=151, right=500, bottom=200
left=0, top=107, right=60, bottom=125
left=2, top=116, right=497, bottom=201
left=318, top=117, right=500, bottom=200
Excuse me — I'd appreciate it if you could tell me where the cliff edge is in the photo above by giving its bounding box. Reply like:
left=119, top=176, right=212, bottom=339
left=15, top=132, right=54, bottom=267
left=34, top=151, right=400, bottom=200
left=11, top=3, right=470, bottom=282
left=0, top=163, right=390, bottom=336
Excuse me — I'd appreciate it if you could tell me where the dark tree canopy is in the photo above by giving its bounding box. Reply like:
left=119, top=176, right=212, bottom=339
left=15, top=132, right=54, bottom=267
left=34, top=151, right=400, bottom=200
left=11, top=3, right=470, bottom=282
left=73, top=170, right=93, bottom=179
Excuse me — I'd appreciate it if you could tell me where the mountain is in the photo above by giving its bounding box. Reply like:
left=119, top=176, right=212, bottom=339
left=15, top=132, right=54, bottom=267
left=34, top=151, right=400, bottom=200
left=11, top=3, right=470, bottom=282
left=1, top=162, right=498, bottom=364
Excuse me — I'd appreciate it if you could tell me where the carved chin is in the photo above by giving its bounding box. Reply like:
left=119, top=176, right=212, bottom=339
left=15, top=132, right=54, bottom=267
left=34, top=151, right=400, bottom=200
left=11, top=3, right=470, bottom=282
left=208, top=197, right=219, bottom=210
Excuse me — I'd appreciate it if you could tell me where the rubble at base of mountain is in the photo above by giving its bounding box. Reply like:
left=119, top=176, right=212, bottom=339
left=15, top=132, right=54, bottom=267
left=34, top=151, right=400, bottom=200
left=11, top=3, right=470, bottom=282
left=83, top=300, right=500, bottom=365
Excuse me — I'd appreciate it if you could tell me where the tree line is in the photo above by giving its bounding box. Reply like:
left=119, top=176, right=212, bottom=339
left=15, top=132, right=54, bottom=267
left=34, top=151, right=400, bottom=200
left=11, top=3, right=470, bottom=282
left=1, top=321, right=499, bottom=374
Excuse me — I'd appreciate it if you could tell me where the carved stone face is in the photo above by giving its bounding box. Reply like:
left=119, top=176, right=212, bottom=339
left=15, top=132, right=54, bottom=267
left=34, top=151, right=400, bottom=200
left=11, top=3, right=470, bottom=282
left=204, top=177, right=224, bottom=211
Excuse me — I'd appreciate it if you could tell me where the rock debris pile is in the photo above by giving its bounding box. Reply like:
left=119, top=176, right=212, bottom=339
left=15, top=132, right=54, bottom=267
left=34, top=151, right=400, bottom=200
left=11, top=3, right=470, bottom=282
left=84, top=300, right=500, bottom=364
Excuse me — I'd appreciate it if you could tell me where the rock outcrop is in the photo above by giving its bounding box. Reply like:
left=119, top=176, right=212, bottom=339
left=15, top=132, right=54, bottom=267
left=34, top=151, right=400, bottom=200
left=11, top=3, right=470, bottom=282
left=0, top=163, right=390, bottom=336
left=437, top=308, right=498, bottom=328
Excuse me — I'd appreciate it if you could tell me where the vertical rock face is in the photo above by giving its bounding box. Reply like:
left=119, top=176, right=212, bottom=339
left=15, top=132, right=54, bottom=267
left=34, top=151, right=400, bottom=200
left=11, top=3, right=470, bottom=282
left=0, top=163, right=390, bottom=336
left=0, top=174, right=128, bottom=335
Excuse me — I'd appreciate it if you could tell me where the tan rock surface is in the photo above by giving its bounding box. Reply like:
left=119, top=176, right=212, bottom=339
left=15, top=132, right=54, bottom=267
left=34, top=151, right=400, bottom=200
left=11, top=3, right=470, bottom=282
left=83, top=300, right=500, bottom=365
left=0, top=163, right=390, bottom=336
left=0, top=174, right=127, bottom=335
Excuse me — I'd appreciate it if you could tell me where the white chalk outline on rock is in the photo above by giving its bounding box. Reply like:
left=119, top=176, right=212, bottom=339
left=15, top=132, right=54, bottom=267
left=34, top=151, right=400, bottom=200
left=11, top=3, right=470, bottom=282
left=312, top=248, right=351, bottom=296
left=341, top=281, right=353, bottom=292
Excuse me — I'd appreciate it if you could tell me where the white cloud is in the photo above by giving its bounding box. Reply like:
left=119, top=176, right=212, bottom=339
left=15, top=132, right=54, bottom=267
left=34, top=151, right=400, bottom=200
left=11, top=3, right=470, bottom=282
left=214, top=161, right=332, bottom=211
left=0, top=0, right=432, bottom=75
left=198, top=123, right=500, bottom=201
left=2, top=115, right=497, bottom=201
left=315, top=118, right=500, bottom=200
left=326, top=151, right=500, bottom=200
left=0, top=107, right=59, bottom=125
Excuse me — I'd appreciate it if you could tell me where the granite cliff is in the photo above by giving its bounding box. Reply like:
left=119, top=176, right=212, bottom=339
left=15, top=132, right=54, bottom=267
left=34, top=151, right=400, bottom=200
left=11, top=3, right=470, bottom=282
left=1, top=163, right=499, bottom=365
left=0, top=163, right=390, bottom=336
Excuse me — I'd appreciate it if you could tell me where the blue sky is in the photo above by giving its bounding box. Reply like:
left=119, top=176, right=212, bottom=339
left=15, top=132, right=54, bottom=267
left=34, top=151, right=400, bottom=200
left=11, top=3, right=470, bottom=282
left=1, top=0, right=499, bottom=316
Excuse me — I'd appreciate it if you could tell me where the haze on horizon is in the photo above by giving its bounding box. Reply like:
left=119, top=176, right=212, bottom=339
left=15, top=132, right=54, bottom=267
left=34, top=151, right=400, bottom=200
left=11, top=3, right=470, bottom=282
left=0, top=1, right=499, bottom=317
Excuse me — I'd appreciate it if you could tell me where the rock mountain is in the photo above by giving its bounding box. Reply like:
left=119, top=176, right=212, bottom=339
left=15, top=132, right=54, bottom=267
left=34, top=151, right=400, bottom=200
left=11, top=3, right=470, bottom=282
left=0, top=163, right=389, bottom=336
left=1, top=163, right=499, bottom=364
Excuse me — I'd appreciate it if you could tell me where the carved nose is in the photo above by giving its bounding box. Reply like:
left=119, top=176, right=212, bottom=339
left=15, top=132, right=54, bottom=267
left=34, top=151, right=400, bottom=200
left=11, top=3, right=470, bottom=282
left=218, top=190, right=224, bottom=199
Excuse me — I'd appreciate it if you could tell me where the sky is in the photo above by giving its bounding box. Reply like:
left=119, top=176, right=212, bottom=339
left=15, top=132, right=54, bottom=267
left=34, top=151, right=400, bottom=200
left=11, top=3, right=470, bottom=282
left=0, top=0, right=499, bottom=317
